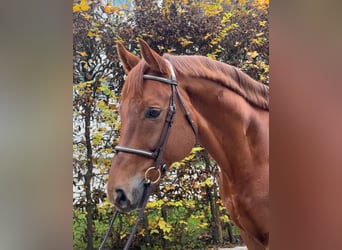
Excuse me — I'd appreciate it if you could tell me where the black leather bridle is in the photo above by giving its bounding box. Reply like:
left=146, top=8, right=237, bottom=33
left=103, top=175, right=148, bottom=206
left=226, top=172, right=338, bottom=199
left=99, top=60, right=197, bottom=250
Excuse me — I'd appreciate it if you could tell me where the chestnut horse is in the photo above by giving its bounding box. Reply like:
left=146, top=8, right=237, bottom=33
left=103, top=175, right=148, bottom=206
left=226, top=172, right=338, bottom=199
left=107, top=40, right=269, bottom=250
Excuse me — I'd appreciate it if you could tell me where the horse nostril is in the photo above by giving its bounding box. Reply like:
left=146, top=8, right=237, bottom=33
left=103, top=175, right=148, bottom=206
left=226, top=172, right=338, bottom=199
left=116, top=189, right=126, bottom=201
left=115, top=189, right=129, bottom=208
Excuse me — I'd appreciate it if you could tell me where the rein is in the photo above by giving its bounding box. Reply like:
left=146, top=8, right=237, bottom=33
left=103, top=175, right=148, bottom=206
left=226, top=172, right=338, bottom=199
left=99, top=60, right=197, bottom=250
left=99, top=183, right=152, bottom=250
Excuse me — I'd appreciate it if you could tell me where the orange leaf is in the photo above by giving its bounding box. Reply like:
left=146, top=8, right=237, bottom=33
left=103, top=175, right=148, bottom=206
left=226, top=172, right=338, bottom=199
left=104, top=6, right=111, bottom=13
left=121, top=3, right=128, bottom=8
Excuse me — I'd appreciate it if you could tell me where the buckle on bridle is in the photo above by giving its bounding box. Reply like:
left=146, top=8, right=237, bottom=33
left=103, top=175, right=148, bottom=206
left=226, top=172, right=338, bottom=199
left=144, top=167, right=161, bottom=184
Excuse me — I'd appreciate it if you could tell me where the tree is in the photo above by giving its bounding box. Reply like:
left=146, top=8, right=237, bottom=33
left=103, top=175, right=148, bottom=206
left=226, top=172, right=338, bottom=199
left=114, top=0, right=269, bottom=83
left=73, top=1, right=124, bottom=249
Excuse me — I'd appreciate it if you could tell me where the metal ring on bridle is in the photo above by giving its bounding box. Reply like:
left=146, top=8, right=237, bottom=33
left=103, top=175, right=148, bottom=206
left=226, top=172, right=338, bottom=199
left=144, top=167, right=161, bottom=184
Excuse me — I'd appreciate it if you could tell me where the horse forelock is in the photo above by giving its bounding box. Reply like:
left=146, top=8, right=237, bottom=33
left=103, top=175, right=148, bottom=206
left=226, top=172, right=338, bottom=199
left=120, top=61, right=147, bottom=102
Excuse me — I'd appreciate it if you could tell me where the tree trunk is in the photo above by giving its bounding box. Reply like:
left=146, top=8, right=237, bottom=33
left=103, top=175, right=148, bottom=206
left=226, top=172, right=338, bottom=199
left=227, top=222, right=236, bottom=244
left=213, top=186, right=223, bottom=243
left=206, top=185, right=223, bottom=244
left=142, top=214, right=150, bottom=247
left=84, top=103, right=94, bottom=250
left=203, top=151, right=223, bottom=244
left=161, top=206, right=169, bottom=249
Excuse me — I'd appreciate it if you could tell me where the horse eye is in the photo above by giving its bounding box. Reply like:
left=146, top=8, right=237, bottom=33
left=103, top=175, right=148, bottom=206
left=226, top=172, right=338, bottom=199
left=145, top=108, right=161, bottom=119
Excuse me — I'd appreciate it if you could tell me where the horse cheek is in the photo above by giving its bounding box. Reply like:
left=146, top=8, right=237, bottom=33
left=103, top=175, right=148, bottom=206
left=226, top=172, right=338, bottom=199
left=166, top=126, right=194, bottom=164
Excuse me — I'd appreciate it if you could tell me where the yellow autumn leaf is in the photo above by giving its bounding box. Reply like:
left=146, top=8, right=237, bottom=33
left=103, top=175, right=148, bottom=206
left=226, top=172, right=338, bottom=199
left=239, top=0, right=247, bottom=5
left=179, top=220, right=188, bottom=225
left=138, top=229, right=145, bottom=237
left=201, top=177, right=214, bottom=187
left=167, top=48, right=175, bottom=53
left=191, top=146, right=203, bottom=153
left=73, top=4, right=80, bottom=12
left=204, top=33, right=211, bottom=40
left=210, top=39, right=219, bottom=45
left=247, top=51, right=259, bottom=58
left=163, top=235, right=172, bottom=240
left=157, top=45, right=165, bottom=51
left=120, top=233, right=126, bottom=240
left=207, top=53, right=217, bottom=60
left=158, top=219, right=166, bottom=229
left=220, top=214, right=230, bottom=223
left=259, top=20, right=267, bottom=27
left=255, top=0, right=269, bottom=6
left=81, top=13, right=92, bottom=20
left=97, top=100, right=106, bottom=109
left=199, top=222, right=208, bottom=228
left=185, top=201, right=195, bottom=209
left=121, top=3, right=128, bottom=8
left=182, top=40, right=193, bottom=47
left=260, top=75, right=267, bottom=82
left=80, top=4, right=90, bottom=11
left=78, top=51, right=87, bottom=57
left=178, top=37, right=193, bottom=47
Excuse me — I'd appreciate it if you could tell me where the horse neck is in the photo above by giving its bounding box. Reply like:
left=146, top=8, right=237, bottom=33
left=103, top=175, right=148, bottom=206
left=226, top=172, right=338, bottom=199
left=181, top=76, right=269, bottom=180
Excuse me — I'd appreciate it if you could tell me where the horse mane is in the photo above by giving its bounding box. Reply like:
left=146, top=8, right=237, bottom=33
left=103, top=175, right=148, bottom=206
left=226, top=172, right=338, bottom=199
left=121, top=54, right=269, bottom=111
left=164, top=54, right=269, bottom=110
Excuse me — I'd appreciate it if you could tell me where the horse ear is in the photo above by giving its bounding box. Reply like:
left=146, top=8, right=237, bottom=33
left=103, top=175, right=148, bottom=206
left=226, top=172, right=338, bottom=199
left=139, top=39, right=168, bottom=74
left=116, top=42, right=140, bottom=73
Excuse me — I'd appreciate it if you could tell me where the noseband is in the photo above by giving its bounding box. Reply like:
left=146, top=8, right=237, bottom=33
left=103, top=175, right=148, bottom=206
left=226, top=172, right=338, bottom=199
left=99, top=60, right=197, bottom=250
left=115, top=59, right=198, bottom=183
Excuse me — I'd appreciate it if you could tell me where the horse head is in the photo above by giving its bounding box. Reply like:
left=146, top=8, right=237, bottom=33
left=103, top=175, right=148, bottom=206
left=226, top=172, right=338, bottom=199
left=106, top=40, right=197, bottom=212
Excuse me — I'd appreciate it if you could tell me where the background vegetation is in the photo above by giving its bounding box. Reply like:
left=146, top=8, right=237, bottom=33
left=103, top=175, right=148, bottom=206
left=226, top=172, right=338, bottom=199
left=73, top=0, right=269, bottom=249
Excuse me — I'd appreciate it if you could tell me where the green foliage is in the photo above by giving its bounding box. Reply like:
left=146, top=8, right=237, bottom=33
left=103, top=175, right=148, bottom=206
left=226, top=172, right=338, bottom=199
left=73, top=198, right=240, bottom=249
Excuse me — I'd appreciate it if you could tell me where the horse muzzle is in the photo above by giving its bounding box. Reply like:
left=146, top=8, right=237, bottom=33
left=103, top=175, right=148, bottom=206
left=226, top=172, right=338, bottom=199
left=110, top=185, right=145, bottom=213
left=114, top=188, right=133, bottom=212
